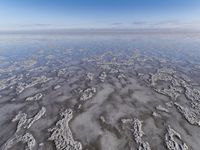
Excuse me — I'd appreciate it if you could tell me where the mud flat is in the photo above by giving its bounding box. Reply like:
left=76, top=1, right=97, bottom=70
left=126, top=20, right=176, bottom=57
left=1, top=33, right=200, bottom=149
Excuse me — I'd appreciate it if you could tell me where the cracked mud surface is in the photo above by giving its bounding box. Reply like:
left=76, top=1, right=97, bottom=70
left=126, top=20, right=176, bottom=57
left=1, top=32, right=200, bottom=149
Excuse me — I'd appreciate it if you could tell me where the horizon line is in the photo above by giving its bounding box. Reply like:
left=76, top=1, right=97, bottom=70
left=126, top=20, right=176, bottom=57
left=0, top=27, right=200, bottom=34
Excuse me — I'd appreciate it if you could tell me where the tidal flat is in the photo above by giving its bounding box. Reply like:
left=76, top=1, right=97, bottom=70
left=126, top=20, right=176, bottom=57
left=1, top=31, right=200, bottom=150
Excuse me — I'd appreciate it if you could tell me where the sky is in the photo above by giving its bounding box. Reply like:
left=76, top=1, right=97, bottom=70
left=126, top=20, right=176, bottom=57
left=0, top=0, right=200, bottom=30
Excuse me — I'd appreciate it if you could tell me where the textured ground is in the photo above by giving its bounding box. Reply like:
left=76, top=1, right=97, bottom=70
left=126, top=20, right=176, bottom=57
left=0, top=32, right=200, bottom=150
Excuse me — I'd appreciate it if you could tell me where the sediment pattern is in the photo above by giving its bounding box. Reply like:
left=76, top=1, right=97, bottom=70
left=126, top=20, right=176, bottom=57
left=48, top=109, right=82, bottom=150
left=165, top=126, right=188, bottom=150
left=1, top=33, right=200, bottom=149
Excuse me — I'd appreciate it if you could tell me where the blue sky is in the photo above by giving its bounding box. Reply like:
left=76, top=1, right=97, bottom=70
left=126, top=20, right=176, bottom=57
left=0, top=0, right=200, bottom=30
